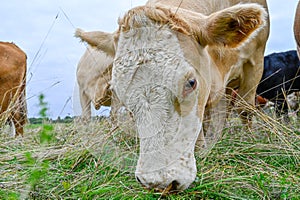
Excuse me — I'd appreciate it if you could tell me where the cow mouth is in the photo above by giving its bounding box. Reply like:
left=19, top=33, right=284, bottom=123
left=137, top=177, right=181, bottom=195
left=94, top=97, right=110, bottom=109
left=158, top=180, right=181, bottom=195
left=94, top=103, right=101, bottom=110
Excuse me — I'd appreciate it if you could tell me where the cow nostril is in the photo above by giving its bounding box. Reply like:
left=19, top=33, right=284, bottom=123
left=160, top=180, right=181, bottom=194
left=170, top=180, right=180, bottom=191
left=136, top=176, right=181, bottom=192
left=136, top=176, right=142, bottom=184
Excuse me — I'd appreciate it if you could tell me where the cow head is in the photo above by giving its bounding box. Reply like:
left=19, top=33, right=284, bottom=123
left=75, top=3, right=267, bottom=191
left=94, top=65, right=113, bottom=108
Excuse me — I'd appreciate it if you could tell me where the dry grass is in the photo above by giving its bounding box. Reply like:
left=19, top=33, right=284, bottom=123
left=0, top=105, right=299, bottom=199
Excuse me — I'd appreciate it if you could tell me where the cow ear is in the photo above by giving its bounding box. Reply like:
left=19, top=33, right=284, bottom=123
left=199, top=4, right=268, bottom=48
left=75, top=29, right=116, bottom=57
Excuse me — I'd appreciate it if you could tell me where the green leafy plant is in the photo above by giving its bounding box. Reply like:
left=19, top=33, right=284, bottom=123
left=37, top=93, right=55, bottom=144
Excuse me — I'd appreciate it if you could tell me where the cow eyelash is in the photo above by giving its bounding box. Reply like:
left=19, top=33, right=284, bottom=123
left=183, top=78, right=197, bottom=97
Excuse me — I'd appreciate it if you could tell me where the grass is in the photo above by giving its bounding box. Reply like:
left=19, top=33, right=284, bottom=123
left=0, top=108, right=299, bottom=199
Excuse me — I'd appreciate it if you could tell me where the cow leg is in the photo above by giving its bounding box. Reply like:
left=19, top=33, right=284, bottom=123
left=195, top=129, right=206, bottom=151
left=196, top=95, right=226, bottom=152
left=195, top=109, right=209, bottom=150
left=225, top=88, right=236, bottom=118
left=79, top=90, right=91, bottom=122
left=11, top=113, right=24, bottom=136
left=237, top=59, right=264, bottom=127
left=5, top=118, right=15, bottom=136
left=11, top=104, right=26, bottom=137
left=109, top=93, right=118, bottom=126
left=12, top=90, right=27, bottom=137
left=275, top=100, right=289, bottom=122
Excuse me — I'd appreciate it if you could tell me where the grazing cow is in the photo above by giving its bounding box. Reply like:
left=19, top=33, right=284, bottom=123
left=76, top=46, right=113, bottom=122
left=294, top=1, right=300, bottom=57
left=75, top=0, right=269, bottom=191
left=256, top=50, right=300, bottom=116
left=0, top=42, right=27, bottom=136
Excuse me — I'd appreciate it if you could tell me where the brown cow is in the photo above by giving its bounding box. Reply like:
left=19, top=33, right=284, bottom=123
left=0, top=42, right=27, bottom=136
left=295, top=1, right=300, bottom=57
left=75, top=0, right=269, bottom=191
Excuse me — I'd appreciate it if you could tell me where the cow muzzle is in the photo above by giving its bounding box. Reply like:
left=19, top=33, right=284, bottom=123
left=136, top=176, right=181, bottom=193
left=135, top=157, right=197, bottom=192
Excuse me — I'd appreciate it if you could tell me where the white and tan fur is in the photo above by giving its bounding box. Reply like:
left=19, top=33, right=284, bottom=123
left=75, top=0, right=269, bottom=191
left=76, top=46, right=113, bottom=121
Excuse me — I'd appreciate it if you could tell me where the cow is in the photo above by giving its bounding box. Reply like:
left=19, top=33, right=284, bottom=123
left=256, top=50, right=300, bottom=118
left=294, top=1, right=300, bottom=58
left=0, top=42, right=27, bottom=136
left=75, top=0, right=269, bottom=191
left=76, top=46, right=113, bottom=122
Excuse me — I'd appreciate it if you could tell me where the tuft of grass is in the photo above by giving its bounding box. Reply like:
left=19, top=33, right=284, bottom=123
left=0, top=101, right=299, bottom=199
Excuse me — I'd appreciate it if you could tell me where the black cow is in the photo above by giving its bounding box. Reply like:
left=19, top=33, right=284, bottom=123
left=256, top=50, right=300, bottom=117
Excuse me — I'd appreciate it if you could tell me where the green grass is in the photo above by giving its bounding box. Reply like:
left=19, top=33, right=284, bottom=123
left=0, top=111, right=299, bottom=199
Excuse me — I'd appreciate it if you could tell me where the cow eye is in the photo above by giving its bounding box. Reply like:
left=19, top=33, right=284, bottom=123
left=186, top=79, right=196, bottom=89
left=183, top=78, right=197, bottom=97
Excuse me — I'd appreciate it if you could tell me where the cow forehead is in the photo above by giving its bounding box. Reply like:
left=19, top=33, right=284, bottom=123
left=117, top=6, right=191, bottom=36
left=115, top=25, right=187, bottom=58
left=113, top=26, right=197, bottom=101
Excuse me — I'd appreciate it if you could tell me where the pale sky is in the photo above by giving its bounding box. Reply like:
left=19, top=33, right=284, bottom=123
left=0, top=0, right=298, bottom=118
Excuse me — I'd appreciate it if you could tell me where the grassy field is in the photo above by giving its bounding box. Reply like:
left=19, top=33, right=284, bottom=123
left=0, top=110, right=299, bottom=199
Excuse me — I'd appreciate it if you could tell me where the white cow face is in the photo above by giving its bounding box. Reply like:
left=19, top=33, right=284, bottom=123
left=112, top=24, right=208, bottom=190
left=75, top=3, right=267, bottom=191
